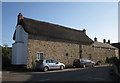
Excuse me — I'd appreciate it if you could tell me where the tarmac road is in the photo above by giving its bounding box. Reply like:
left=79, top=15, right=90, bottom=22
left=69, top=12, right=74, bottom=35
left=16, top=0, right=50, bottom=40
left=2, top=65, right=119, bottom=82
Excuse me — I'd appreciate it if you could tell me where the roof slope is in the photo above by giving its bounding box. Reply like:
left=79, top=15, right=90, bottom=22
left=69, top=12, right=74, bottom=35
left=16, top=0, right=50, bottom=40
left=111, top=43, right=120, bottom=49
left=93, top=42, right=117, bottom=49
left=13, top=14, right=93, bottom=44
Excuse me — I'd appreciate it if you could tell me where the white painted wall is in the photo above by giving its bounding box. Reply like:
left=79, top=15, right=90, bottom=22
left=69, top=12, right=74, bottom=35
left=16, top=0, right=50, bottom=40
left=12, top=25, right=28, bottom=65
left=118, top=1, right=120, bottom=42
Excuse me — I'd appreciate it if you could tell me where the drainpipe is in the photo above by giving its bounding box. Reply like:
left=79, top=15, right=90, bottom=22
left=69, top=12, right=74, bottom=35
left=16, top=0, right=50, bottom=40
left=79, top=44, right=82, bottom=59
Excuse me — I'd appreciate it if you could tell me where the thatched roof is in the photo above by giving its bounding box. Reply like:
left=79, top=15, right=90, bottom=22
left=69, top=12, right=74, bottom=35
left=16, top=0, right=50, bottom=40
left=13, top=13, right=93, bottom=44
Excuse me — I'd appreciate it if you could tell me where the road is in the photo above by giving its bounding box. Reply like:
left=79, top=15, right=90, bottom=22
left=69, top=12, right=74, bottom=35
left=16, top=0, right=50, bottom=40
left=2, top=65, right=119, bottom=82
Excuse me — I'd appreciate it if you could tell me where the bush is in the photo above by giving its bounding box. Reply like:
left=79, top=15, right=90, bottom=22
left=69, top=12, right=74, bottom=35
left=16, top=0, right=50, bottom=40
left=113, top=59, right=120, bottom=72
left=107, top=57, right=119, bottom=64
left=96, top=60, right=104, bottom=65
left=2, top=47, right=12, bottom=69
left=107, top=57, right=120, bottom=73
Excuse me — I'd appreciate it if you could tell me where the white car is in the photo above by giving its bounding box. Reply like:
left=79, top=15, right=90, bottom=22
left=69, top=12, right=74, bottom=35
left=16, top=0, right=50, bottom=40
left=36, top=59, right=65, bottom=72
left=86, top=59, right=96, bottom=64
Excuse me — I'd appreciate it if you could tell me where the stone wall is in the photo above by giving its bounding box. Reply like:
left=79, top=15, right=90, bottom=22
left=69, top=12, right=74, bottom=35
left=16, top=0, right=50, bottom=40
left=26, top=34, right=118, bottom=68
left=27, top=35, right=80, bottom=68
left=81, top=45, right=117, bottom=63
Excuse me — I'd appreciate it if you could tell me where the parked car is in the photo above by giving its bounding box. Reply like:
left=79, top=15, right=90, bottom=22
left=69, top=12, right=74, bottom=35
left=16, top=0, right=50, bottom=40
left=73, top=59, right=95, bottom=68
left=36, top=59, right=65, bottom=72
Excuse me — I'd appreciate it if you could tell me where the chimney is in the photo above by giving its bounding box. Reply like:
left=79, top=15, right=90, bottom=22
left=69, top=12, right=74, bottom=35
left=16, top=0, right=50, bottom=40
left=17, top=13, right=23, bottom=24
left=107, top=40, right=110, bottom=44
left=94, top=37, right=97, bottom=42
left=83, top=29, right=86, bottom=34
left=103, top=39, right=106, bottom=43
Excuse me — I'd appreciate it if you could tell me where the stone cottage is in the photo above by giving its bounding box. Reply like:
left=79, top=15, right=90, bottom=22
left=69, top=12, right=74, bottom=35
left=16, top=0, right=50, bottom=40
left=81, top=38, right=119, bottom=63
left=12, top=13, right=93, bottom=68
left=12, top=13, right=118, bottom=68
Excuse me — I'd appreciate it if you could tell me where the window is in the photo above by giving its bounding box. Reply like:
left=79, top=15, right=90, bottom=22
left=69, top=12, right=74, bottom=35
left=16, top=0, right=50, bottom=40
left=37, top=52, right=43, bottom=60
left=52, top=60, right=58, bottom=63
left=46, top=60, right=51, bottom=63
left=66, top=53, right=68, bottom=56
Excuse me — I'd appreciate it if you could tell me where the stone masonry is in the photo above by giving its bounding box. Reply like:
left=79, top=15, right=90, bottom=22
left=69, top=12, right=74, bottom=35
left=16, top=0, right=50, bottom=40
left=81, top=45, right=117, bottom=63
left=27, top=34, right=118, bottom=68
left=27, top=35, right=80, bottom=68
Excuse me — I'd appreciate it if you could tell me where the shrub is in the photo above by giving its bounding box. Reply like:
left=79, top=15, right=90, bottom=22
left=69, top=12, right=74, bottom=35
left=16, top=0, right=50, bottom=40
left=108, top=57, right=120, bottom=73
left=107, top=57, right=119, bottom=64
left=2, top=47, right=12, bottom=69
left=96, top=60, right=106, bottom=65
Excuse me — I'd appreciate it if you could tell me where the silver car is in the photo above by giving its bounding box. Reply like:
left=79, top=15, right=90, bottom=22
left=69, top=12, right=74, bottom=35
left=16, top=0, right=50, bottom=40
left=36, top=59, right=65, bottom=72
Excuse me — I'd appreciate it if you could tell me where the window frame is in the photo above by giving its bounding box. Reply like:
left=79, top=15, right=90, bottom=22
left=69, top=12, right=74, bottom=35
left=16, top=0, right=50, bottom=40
left=36, top=52, right=44, bottom=60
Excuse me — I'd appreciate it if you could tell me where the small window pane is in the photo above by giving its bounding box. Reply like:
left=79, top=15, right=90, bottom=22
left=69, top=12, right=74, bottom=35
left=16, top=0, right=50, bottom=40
left=37, top=52, right=43, bottom=60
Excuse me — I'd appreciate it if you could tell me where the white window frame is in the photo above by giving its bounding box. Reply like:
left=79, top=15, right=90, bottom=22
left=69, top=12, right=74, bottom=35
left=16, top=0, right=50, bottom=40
left=36, top=52, right=44, bottom=60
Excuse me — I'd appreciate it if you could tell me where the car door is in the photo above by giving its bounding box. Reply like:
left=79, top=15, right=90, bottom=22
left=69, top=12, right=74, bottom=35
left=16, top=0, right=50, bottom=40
left=85, top=59, right=92, bottom=66
left=49, top=60, right=58, bottom=69
left=46, top=60, right=54, bottom=69
left=51, top=60, right=60, bottom=69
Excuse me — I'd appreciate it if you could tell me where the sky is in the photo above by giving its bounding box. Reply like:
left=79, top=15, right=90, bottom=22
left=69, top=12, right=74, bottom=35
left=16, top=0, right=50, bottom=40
left=2, top=2, right=118, bottom=47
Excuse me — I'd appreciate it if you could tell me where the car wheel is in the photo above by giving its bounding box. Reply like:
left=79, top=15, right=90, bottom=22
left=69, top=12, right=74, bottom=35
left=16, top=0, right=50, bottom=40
left=43, top=66, right=49, bottom=72
left=83, top=64, right=86, bottom=68
left=60, top=65, right=64, bottom=70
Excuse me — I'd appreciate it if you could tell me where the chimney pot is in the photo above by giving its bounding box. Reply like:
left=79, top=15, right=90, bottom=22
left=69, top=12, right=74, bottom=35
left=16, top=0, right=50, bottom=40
left=83, top=29, right=86, bottom=34
left=108, top=40, right=110, bottom=44
left=103, top=39, right=106, bottom=43
left=17, top=13, right=23, bottom=24
left=94, top=37, right=97, bottom=42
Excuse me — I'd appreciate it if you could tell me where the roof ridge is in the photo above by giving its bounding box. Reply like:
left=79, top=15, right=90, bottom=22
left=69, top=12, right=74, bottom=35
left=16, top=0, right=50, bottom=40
left=94, top=42, right=117, bottom=49
left=23, top=17, right=84, bottom=33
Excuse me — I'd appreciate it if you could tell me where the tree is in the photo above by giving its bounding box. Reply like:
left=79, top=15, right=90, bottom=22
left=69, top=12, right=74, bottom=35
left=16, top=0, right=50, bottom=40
left=2, top=45, right=12, bottom=69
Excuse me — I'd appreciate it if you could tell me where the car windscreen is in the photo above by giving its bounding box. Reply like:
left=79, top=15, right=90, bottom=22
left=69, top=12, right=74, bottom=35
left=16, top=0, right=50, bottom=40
left=80, top=59, right=88, bottom=62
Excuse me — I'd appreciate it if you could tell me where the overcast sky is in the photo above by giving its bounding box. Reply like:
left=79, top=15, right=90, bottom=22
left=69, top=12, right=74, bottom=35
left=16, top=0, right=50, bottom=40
left=2, top=2, right=118, bottom=47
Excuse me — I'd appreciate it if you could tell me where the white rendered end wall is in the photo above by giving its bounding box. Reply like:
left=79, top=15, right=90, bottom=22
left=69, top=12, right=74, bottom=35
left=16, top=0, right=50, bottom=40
left=12, top=25, right=28, bottom=65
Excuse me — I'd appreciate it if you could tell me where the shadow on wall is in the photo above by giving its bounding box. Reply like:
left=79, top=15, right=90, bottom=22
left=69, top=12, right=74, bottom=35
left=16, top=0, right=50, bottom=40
left=29, top=35, right=88, bottom=45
